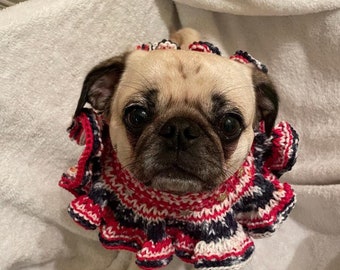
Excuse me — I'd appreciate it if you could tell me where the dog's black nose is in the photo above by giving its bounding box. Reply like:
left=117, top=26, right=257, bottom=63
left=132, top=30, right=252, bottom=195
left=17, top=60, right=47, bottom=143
left=159, top=117, right=201, bottom=151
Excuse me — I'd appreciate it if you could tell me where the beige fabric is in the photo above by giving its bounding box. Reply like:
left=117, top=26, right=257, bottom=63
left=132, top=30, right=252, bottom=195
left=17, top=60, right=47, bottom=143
left=1, top=0, right=339, bottom=269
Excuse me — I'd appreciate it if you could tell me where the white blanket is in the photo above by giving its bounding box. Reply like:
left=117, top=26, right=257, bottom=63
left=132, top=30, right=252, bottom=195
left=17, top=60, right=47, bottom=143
left=1, top=0, right=339, bottom=269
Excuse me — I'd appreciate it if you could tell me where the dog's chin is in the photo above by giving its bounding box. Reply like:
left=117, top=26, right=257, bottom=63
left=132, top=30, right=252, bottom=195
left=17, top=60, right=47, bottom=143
left=151, top=177, right=204, bottom=195
left=148, top=168, right=207, bottom=195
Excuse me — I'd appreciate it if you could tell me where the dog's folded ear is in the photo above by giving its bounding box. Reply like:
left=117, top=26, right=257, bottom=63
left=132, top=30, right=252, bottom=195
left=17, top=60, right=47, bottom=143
left=253, top=69, right=279, bottom=135
left=74, top=54, right=127, bottom=117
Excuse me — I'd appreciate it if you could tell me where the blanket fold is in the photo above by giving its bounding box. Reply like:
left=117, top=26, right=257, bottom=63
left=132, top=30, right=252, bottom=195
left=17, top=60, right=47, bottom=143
left=1, top=0, right=339, bottom=269
left=174, top=0, right=340, bottom=16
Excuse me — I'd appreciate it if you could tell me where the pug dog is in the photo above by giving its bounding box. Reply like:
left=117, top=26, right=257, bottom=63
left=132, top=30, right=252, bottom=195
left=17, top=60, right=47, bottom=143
left=73, top=28, right=278, bottom=196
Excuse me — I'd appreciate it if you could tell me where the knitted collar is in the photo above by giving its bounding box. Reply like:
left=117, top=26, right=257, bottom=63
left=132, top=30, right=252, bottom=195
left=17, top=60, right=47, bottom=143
left=136, top=39, right=269, bottom=74
left=59, top=40, right=299, bottom=270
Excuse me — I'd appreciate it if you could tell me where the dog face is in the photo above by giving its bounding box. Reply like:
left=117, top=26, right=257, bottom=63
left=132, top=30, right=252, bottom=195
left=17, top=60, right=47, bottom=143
left=74, top=42, right=278, bottom=195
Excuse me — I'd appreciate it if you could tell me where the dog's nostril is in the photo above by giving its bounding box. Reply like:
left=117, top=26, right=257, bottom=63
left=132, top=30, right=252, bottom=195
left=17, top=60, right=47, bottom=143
left=159, top=117, right=201, bottom=150
left=183, top=126, right=200, bottom=140
left=159, top=124, right=176, bottom=138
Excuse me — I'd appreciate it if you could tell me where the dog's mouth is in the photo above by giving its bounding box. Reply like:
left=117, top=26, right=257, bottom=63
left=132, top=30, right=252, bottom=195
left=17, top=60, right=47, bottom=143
left=147, top=165, right=207, bottom=194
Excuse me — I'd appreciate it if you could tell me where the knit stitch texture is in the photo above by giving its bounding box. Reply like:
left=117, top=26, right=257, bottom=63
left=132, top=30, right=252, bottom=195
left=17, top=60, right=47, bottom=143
left=59, top=108, right=298, bottom=269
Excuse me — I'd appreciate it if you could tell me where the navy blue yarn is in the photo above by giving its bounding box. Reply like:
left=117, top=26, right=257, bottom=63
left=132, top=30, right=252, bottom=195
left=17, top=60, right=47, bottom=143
left=99, top=236, right=141, bottom=251
left=233, top=130, right=276, bottom=229
left=107, top=194, right=145, bottom=230
left=146, top=221, right=167, bottom=242
left=233, top=176, right=276, bottom=213
left=194, top=245, right=254, bottom=268
left=248, top=196, right=295, bottom=235
left=136, top=257, right=173, bottom=269
left=199, top=41, right=221, bottom=55
left=73, top=109, right=102, bottom=192
left=159, top=39, right=180, bottom=49
left=68, top=207, right=97, bottom=230
left=165, top=212, right=239, bottom=244
left=108, top=195, right=239, bottom=242
left=175, top=250, right=192, bottom=261
left=89, top=186, right=110, bottom=206
left=278, top=196, right=296, bottom=222
left=233, top=129, right=297, bottom=235
left=273, top=127, right=299, bottom=177
left=234, top=50, right=268, bottom=73
left=198, top=212, right=238, bottom=243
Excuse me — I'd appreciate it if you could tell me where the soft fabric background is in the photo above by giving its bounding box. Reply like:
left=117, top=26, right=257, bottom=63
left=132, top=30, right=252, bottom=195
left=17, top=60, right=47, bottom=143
left=0, top=0, right=339, bottom=269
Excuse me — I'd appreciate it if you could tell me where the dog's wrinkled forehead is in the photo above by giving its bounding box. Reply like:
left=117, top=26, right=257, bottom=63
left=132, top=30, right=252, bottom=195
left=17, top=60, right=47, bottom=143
left=114, top=49, right=256, bottom=123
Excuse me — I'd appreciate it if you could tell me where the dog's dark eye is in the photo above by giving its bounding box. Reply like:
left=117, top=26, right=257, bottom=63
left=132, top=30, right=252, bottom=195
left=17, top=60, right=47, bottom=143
left=221, top=114, right=243, bottom=140
left=124, top=105, right=150, bottom=129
